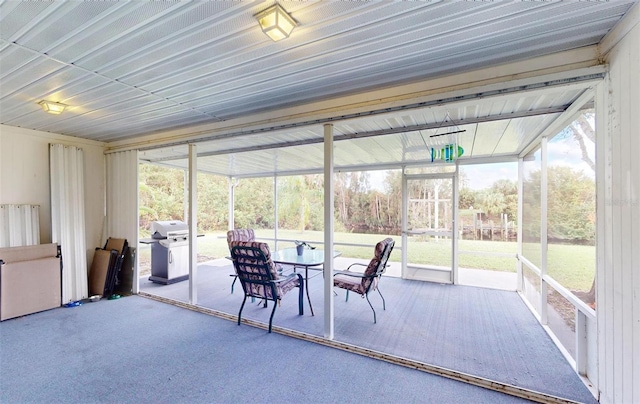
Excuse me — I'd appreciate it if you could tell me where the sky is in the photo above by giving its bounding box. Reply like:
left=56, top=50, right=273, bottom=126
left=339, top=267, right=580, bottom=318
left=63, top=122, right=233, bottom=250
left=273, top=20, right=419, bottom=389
left=368, top=140, right=593, bottom=192
left=366, top=165, right=517, bottom=192
left=363, top=116, right=595, bottom=192
left=460, top=163, right=518, bottom=190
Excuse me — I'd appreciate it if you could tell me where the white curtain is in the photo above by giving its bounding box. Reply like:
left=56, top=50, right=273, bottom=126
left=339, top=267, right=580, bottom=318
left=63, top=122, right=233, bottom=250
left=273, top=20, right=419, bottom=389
left=0, top=204, right=40, bottom=248
left=106, top=150, right=139, bottom=292
left=50, top=144, right=88, bottom=303
left=105, top=150, right=139, bottom=241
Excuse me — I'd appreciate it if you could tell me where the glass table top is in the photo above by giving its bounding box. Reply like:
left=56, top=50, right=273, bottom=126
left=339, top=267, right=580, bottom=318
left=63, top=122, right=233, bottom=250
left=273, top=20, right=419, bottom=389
left=273, top=248, right=341, bottom=266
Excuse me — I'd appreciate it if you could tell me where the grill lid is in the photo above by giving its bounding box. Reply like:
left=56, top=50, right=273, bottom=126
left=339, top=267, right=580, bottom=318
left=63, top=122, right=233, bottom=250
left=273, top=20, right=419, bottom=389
left=151, top=220, right=189, bottom=239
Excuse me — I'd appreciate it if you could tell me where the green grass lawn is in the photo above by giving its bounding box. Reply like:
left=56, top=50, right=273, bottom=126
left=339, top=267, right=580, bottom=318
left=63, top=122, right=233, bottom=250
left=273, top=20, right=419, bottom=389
left=547, top=243, right=595, bottom=291
left=137, top=229, right=595, bottom=291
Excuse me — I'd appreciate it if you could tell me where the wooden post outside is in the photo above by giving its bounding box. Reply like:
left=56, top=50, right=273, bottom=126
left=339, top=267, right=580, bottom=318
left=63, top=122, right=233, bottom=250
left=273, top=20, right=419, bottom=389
left=473, top=213, right=477, bottom=240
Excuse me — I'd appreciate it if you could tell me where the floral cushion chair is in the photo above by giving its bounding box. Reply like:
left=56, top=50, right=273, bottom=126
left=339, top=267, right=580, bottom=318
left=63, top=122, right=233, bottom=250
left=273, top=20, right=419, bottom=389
left=333, top=238, right=395, bottom=323
left=229, top=241, right=304, bottom=333
left=226, top=229, right=256, bottom=293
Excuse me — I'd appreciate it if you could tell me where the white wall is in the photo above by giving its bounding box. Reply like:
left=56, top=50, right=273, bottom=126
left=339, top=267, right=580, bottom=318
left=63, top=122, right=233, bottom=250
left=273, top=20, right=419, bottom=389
left=596, top=4, right=640, bottom=403
left=0, top=125, right=106, bottom=267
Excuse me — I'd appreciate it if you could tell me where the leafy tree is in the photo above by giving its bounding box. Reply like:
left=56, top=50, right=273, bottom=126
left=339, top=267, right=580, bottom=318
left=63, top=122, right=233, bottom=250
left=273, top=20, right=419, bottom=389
left=234, top=177, right=274, bottom=229
left=522, top=166, right=595, bottom=242
left=139, top=164, right=186, bottom=233
left=477, top=189, right=507, bottom=217
left=558, top=110, right=595, bottom=172
left=488, top=179, right=517, bottom=221
left=547, top=166, right=595, bottom=242
left=335, top=172, right=351, bottom=225
left=553, top=110, right=597, bottom=298
left=197, top=173, right=229, bottom=231
left=277, top=175, right=323, bottom=232
left=383, top=170, right=403, bottom=228
left=458, top=187, right=477, bottom=210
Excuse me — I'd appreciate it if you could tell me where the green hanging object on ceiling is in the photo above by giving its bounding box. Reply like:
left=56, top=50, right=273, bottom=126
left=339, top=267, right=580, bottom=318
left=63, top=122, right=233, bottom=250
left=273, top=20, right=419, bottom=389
left=431, top=144, right=464, bottom=162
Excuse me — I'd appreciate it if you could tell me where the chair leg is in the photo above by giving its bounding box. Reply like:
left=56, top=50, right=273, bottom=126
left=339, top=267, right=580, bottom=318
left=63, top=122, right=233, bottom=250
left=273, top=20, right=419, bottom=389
left=298, top=274, right=304, bottom=316
left=268, top=300, right=277, bottom=333
left=377, top=286, right=386, bottom=310
left=236, top=278, right=256, bottom=303
left=238, top=295, right=248, bottom=326
left=365, top=293, right=377, bottom=324
left=345, top=290, right=349, bottom=302
left=232, top=275, right=255, bottom=303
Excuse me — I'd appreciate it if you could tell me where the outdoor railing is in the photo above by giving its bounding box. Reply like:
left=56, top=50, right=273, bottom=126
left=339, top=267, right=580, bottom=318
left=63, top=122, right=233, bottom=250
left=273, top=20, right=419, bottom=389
left=518, top=255, right=596, bottom=378
left=265, top=237, right=396, bottom=251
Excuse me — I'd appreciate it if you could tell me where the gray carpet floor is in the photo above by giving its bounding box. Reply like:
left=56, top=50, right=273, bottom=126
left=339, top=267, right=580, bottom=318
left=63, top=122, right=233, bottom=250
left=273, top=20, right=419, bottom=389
left=1, top=295, right=536, bottom=404
left=139, top=261, right=597, bottom=403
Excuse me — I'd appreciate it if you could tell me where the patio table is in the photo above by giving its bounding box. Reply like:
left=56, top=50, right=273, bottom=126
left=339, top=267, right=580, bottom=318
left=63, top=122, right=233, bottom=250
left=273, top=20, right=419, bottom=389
left=273, top=248, right=341, bottom=316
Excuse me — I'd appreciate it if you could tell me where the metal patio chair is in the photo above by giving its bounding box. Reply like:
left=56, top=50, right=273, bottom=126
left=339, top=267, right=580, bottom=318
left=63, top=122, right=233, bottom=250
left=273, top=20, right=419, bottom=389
left=333, top=238, right=395, bottom=323
left=226, top=229, right=255, bottom=293
left=229, top=241, right=304, bottom=333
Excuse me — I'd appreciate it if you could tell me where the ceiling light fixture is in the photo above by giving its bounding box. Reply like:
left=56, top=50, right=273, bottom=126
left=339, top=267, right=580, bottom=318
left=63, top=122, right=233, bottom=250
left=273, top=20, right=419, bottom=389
left=38, top=100, right=68, bottom=115
left=255, top=3, right=297, bottom=42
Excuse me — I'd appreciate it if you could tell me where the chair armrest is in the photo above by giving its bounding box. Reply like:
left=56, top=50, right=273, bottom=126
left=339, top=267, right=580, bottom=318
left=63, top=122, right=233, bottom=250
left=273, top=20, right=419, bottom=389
left=273, top=273, right=303, bottom=284
left=333, top=270, right=373, bottom=279
left=346, top=262, right=367, bottom=270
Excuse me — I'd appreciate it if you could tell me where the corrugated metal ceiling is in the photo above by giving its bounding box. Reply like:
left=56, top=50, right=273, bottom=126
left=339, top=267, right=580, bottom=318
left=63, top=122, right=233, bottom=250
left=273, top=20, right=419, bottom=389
left=1, top=1, right=635, bottom=176
left=139, top=86, right=579, bottom=177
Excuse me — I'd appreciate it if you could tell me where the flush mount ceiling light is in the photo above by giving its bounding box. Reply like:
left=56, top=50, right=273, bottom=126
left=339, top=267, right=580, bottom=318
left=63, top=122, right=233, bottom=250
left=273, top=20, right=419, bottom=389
left=38, top=100, right=68, bottom=115
left=255, top=3, right=297, bottom=42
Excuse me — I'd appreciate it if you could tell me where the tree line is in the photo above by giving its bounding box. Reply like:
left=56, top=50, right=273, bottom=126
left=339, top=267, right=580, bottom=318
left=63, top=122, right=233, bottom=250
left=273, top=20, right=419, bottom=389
left=139, top=163, right=595, bottom=242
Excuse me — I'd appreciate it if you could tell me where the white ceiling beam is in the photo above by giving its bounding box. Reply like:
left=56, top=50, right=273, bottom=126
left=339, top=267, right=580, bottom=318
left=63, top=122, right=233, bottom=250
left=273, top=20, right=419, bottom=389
left=143, top=106, right=567, bottom=163
left=107, top=46, right=604, bottom=152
